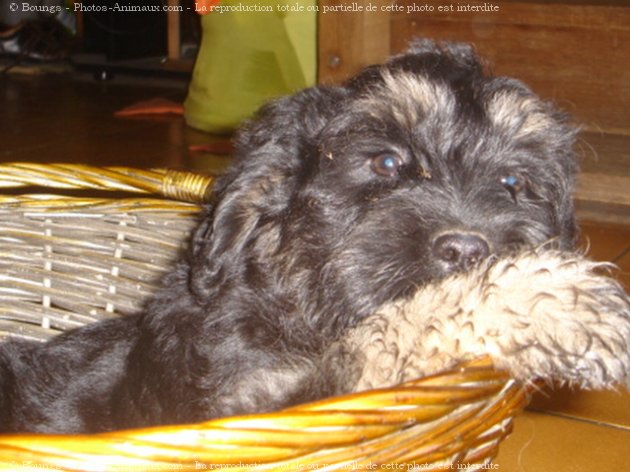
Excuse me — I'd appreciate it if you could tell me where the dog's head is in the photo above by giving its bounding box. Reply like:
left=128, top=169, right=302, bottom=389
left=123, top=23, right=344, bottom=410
left=190, top=40, right=578, bottom=331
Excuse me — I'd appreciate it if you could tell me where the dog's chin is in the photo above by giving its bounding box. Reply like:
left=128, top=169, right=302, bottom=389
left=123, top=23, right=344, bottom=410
left=434, top=258, right=487, bottom=279
left=420, top=260, right=485, bottom=291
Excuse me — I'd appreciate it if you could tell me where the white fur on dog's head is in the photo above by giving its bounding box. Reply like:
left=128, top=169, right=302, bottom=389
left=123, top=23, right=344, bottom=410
left=344, top=249, right=630, bottom=392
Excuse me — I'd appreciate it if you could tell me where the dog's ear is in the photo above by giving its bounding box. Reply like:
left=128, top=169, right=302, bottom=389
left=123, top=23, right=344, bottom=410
left=188, top=86, right=347, bottom=303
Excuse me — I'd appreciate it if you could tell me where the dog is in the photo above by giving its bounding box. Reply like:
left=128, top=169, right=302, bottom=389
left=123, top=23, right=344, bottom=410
left=0, top=40, right=578, bottom=433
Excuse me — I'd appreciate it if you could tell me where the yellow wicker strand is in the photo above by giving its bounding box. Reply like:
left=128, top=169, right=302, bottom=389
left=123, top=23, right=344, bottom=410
left=0, top=195, right=201, bottom=213
left=255, top=411, right=478, bottom=471
left=161, top=169, right=215, bottom=203
left=341, top=402, right=490, bottom=468
left=290, top=375, right=508, bottom=412
left=0, top=163, right=162, bottom=193
left=0, top=164, right=214, bottom=203
left=394, top=382, right=529, bottom=465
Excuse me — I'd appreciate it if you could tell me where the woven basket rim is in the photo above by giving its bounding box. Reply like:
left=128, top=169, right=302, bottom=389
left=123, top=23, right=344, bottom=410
left=0, top=163, right=215, bottom=204
left=0, top=357, right=529, bottom=471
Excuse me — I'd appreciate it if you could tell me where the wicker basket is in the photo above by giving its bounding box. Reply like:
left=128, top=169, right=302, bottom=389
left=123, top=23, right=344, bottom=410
left=0, top=163, right=531, bottom=471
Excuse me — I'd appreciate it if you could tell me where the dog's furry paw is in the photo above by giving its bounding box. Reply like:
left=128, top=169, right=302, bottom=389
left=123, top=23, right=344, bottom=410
left=343, top=249, right=630, bottom=391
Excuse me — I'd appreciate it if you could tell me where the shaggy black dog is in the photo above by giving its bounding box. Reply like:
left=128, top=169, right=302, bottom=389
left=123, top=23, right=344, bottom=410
left=0, top=40, right=577, bottom=433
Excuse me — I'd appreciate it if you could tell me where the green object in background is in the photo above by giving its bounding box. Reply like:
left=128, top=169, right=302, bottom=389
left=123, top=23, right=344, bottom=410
left=184, top=0, right=317, bottom=134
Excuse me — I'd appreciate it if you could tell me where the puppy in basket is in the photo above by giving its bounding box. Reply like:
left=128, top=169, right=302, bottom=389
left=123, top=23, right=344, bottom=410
left=1, top=40, right=628, bottom=433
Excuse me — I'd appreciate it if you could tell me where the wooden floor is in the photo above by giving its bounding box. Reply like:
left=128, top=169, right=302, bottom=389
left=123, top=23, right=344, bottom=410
left=1, top=68, right=629, bottom=470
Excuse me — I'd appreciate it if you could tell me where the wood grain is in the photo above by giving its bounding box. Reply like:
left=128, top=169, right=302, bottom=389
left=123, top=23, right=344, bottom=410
left=318, top=0, right=391, bottom=84
left=390, top=2, right=630, bottom=134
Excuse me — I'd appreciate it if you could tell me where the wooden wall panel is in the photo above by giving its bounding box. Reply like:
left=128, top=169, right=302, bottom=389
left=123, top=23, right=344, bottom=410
left=318, top=0, right=391, bottom=84
left=391, top=2, right=630, bottom=134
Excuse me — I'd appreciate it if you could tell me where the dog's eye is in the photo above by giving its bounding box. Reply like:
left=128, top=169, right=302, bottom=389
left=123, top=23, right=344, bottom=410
left=371, top=153, right=403, bottom=177
left=501, top=174, right=527, bottom=201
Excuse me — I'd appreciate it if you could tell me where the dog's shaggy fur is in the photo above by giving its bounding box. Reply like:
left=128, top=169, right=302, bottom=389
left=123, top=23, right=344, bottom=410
left=0, top=40, right=579, bottom=433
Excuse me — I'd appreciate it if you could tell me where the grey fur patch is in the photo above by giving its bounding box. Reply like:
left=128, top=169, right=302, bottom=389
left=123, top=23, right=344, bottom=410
left=486, top=91, right=555, bottom=139
left=357, top=70, right=455, bottom=128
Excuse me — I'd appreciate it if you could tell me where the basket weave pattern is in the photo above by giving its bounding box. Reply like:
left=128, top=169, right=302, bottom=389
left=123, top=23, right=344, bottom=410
left=0, top=164, right=207, bottom=343
left=0, top=164, right=529, bottom=471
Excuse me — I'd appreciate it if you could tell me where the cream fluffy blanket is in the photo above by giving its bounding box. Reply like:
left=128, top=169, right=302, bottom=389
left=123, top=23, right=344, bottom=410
left=335, top=249, right=630, bottom=392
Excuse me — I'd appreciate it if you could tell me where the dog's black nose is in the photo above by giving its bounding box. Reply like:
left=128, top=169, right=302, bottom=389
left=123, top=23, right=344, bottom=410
left=433, top=232, right=490, bottom=273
